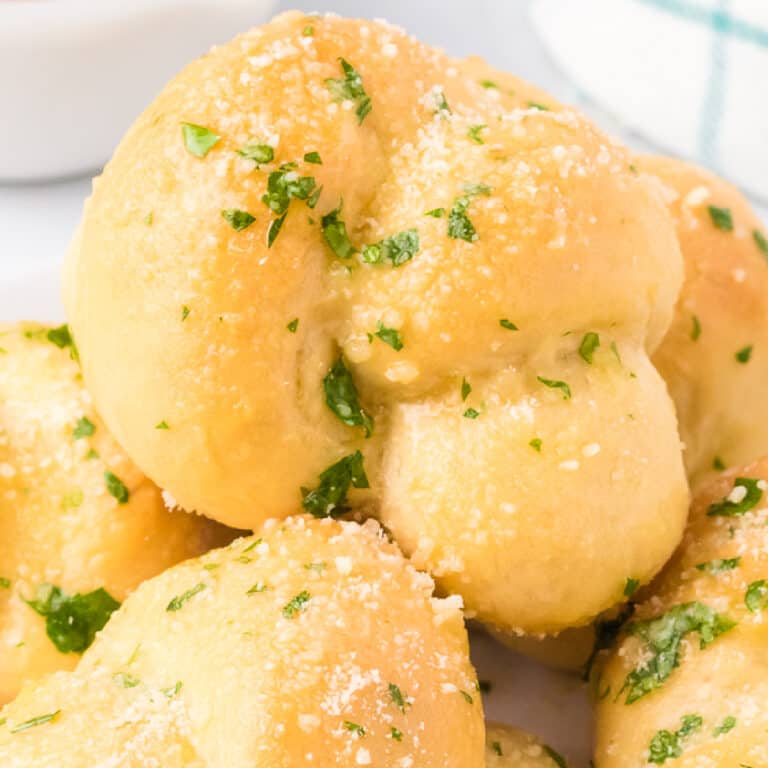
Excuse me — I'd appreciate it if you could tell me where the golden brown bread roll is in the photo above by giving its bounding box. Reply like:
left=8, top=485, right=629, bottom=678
left=485, top=723, right=570, bottom=766
left=0, top=516, right=484, bottom=767
left=595, top=458, right=768, bottom=766
left=64, top=12, right=688, bottom=634
left=643, top=156, right=768, bottom=482
left=0, top=323, right=230, bottom=704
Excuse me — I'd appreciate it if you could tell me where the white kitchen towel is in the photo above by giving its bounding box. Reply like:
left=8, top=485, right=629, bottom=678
left=531, top=0, right=768, bottom=203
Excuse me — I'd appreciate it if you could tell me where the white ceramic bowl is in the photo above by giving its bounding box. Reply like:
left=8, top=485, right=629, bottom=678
left=0, top=0, right=277, bottom=181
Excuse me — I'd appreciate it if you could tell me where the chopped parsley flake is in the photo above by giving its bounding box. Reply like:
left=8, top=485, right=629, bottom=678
left=267, top=212, right=287, bottom=247
left=479, top=79, right=498, bottom=88
left=390, top=727, right=403, bottom=741
left=463, top=408, right=480, bottom=419
left=181, top=305, right=190, bottom=321
left=543, top=745, right=567, bottom=767
left=529, top=438, right=543, bottom=452
left=499, top=318, right=518, bottom=331
left=303, top=24, right=314, bottom=36
left=537, top=376, right=572, bottom=400
left=388, top=682, right=409, bottom=712
left=9, top=710, right=61, bottom=734
left=162, top=681, right=183, bottom=698
left=303, top=151, right=322, bottom=164
left=648, top=714, right=702, bottom=764
left=247, top=582, right=268, bottom=595
left=374, top=322, right=403, bottom=351
left=460, top=690, right=474, bottom=704
left=448, top=196, right=478, bottom=242
left=528, top=101, right=551, bottom=111
left=736, top=345, right=753, bottom=363
left=113, top=672, right=140, bottom=688
left=287, top=318, right=299, bottom=333
left=301, top=450, right=369, bottom=518
left=237, top=143, right=274, bottom=165
left=467, top=124, right=486, bottom=144
left=325, top=58, right=371, bottom=124
left=691, top=315, right=701, bottom=341
left=491, top=741, right=503, bottom=756
left=434, top=90, right=451, bottom=114
left=282, top=590, right=311, bottom=619
left=166, top=583, right=206, bottom=612
left=425, top=207, right=445, bottom=218
left=46, top=324, right=79, bottom=361
left=0, top=577, right=10, bottom=589
left=624, top=577, right=640, bottom=597
left=754, top=230, right=768, bottom=258
left=361, top=228, right=419, bottom=267
left=695, top=557, right=740, bottom=574
left=104, top=471, right=129, bottom=504
left=24, top=584, right=120, bottom=654
left=708, top=205, right=733, bottom=232
left=143, top=212, right=153, bottom=226
left=745, top=580, right=768, bottom=612
left=321, top=201, right=356, bottom=259
left=72, top=416, right=95, bottom=440
left=461, top=377, right=472, bottom=401
left=181, top=123, right=220, bottom=158
left=262, top=168, right=317, bottom=216
left=707, top=477, right=763, bottom=516
left=344, top=721, right=366, bottom=737
left=221, top=208, right=256, bottom=232
left=304, top=561, right=326, bottom=573
left=323, top=356, right=373, bottom=436
left=713, top=715, right=736, bottom=736
left=620, top=602, right=735, bottom=703
left=578, top=332, right=600, bottom=364
left=713, top=456, right=726, bottom=471
left=61, top=489, right=84, bottom=510
left=463, top=182, right=492, bottom=197
left=155, top=420, right=170, bottom=430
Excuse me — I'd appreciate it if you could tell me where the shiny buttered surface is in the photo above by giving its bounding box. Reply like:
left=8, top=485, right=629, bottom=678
left=0, top=516, right=484, bottom=767
left=65, top=11, right=688, bottom=636
left=595, top=458, right=768, bottom=767
left=0, top=323, right=229, bottom=704
left=485, top=723, right=569, bottom=767
left=646, top=157, right=768, bottom=484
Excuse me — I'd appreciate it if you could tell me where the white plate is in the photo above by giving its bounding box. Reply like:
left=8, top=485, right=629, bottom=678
left=0, top=266, right=593, bottom=765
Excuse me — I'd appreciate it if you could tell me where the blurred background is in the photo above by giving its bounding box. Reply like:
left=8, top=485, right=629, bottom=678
left=0, top=0, right=766, bottom=301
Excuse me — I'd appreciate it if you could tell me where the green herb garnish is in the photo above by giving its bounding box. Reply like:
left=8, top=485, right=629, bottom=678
left=499, top=318, right=518, bottom=331
left=695, top=557, right=740, bottom=574
left=267, top=212, right=286, bottom=247
left=25, top=584, right=120, bottom=654
left=9, top=710, right=60, bottom=734
left=528, top=101, right=551, bottom=111
left=388, top=682, right=409, bottom=712
left=262, top=168, right=317, bottom=216
left=578, top=332, right=600, bottom=364
left=361, top=228, right=419, bottom=267
left=166, top=583, right=206, bottom=612
left=713, top=715, right=736, bottom=736
left=374, top=322, right=403, bottom=351
left=425, top=207, right=445, bottom=218
left=754, top=230, right=768, bottom=258
left=321, top=201, right=356, bottom=259
left=181, top=305, right=190, bottom=321
left=624, top=577, right=640, bottom=597
left=287, top=318, right=299, bottom=333
left=0, top=577, right=10, bottom=589
left=344, top=721, right=366, bottom=736
left=691, top=315, right=701, bottom=341
left=113, top=672, right=140, bottom=688
left=221, top=209, right=256, bottom=232
left=181, top=123, right=220, bottom=158
left=323, top=357, right=373, bottom=435
left=46, top=324, right=78, bottom=361
left=72, top=416, right=95, bottom=440
left=304, top=151, right=322, bottom=164
left=543, top=745, right=567, bottom=766
left=301, top=451, right=369, bottom=518
left=708, top=205, right=733, bottom=231
left=237, top=143, right=274, bottom=165
left=463, top=408, right=480, bottom=419
left=736, top=345, right=753, bottom=363
left=282, top=590, right=311, bottom=619
left=745, top=580, right=768, bottom=612
left=467, top=124, right=486, bottom=144
left=648, top=714, right=702, bottom=764
left=325, top=58, right=371, bottom=124
left=390, top=726, right=403, bottom=741
left=537, top=376, right=572, bottom=400
left=155, top=420, right=170, bottom=430
left=104, top=471, right=129, bottom=504
left=707, top=477, right=763, bottom=517
left=529, top=438, right=542, bottom=452
left=461, top=377, right=472, bottom=401
left=620, top=602, right=735, bottom=703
